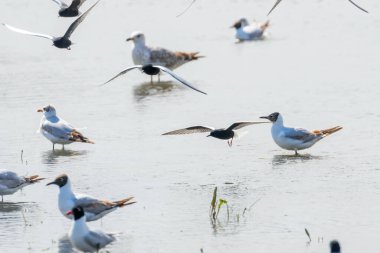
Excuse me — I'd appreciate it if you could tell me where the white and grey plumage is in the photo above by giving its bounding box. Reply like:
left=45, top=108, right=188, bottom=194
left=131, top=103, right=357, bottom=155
left=102, top=64, right=207, bottom=95
left=0, top=171, right=44, bottom=201
left=231, top=18, right=270, bottom=41
left=163, top=121, right=268, bottom=147
left=267, top=0, right=368, bottom=15
left=260, top=112, right=343, bottom=155
left=47, top=174, right=136, bottom=222
left=52, top=0, right=87, bottom=17
left=67, top=206, right=115, bottom=252
left=37, top=105, right=94, bottom=150
left=126, top=31, right=203, bottom=70
left=3, top=0, right=99, bottom=50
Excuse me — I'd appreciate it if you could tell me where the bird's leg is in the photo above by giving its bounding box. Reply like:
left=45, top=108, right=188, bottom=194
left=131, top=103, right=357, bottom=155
left=1, top=195, right=3, bottom=202
left=295, top=150, right=298, bottom=156
left=158, top=73, right=161, bottom=83
left=150, top=75, right=153, bottom=84
left=62, top=145, right=65, bottom=150
left=53, top=144, right=55, bottom=151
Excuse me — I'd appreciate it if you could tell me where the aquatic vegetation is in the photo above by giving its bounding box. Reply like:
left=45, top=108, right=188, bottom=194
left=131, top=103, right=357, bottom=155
left=209, top=187, right=229, bottom=223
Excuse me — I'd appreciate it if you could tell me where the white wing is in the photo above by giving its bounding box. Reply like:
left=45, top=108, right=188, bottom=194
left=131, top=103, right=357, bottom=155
left=51, top=0, right=69, bottom=8
left=3, top=23, right=54, bottom=40
left=155, top=65, right=207, bottom=95
left=101, top=65, right=142, bottom=86
left=162, top=126, right=215, bottom=135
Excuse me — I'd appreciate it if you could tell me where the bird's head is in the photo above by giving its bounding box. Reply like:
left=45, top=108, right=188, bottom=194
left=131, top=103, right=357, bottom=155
left=46, top=174, right=68, bottom=188
left=37, top=104, right=57, bottom=118
left=66, top=206, right=85, bottom=220
left=230, top=18, right=249, bottom=29
left=260, top=112, right=280, bottom=123
left=126, top=31, right=145, bottom=45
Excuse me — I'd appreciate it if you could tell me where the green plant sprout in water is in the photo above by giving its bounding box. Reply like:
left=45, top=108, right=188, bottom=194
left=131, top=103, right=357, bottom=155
left=209, top=187, right=229, bottom=223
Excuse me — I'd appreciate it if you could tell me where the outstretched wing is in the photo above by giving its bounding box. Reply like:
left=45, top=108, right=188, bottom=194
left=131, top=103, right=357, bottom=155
left=101, top=66, right=142, bottom=86
left=267, top=0, right=282, bottom=15
left=3, top=23, right=54, bottom=40
left=227, top=121, right=268, bottom=131
left=52, top=0, right=69, bottom=8
left=347, top=0, right=368, bottom=13
left=63, top=0, right=99, bottom=39
left=155, top=65, right=207, bottom=95
left=162, top=126, right=214, bottom=135
left=69, top=0, right=87, bottom=9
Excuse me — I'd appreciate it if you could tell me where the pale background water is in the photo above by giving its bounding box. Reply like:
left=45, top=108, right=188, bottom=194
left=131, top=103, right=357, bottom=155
left=0, top=0, right=379, bottom=252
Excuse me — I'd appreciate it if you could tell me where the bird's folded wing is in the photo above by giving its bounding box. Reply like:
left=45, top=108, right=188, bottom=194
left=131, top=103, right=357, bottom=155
left=69, top=0, right=86, bottom=9
left=227, top=121, right=268, bottom=131
left=0, top=172, right=24, bottom=188
left=283, top=128, right=318, bottom=142
left=101, top=66, right=142, bottom=86
left=149, top=47, right=177, bottom=66
left=52, top=0, right=69, bottom=8
left=63, top=0, right=99, bottom=39
left=84, top=230, right=114, bottom=250
left=162, top=126, right=214, bottom=135
left=156, top=66, right=207, bottom=95
left=3, top=24, right=54, bottom=40
left=42, top=120, right=75, bottom=140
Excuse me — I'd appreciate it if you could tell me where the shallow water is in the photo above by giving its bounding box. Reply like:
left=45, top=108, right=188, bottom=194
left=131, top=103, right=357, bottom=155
left=0, top=0, right=379, bottom=252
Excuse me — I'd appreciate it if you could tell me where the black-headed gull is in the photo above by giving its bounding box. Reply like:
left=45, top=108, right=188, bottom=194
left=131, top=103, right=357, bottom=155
left=67, top=206, right=115, bottom=252
left=260, top=112, right=342, bottom=155
left=102, top=64, right=207, bottom=95
left=231, top=18, right=270, bottom=41
left=267, top=0, right=368, bottom=15
left=163, top=121, right=268, bottom=147
left=126, top=31, right=203, bottom=70
left=47, top=174, right=136, bottom=221
left=0, top=171, right=44, bottom=202
left=51, top=0, right=87, bottom=17
left=3, top=0, right=99, bottom=50
left=37, top=105, right=94, bottom=150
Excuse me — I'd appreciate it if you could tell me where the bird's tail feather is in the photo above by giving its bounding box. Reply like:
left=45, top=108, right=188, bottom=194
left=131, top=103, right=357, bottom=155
left=114, top=197, right=136, bottom=207
left=175, top=51, right=205, bottom=61
left=314, top=126, right=343, bottom=136
left=25, top=175, right=45, bottom=184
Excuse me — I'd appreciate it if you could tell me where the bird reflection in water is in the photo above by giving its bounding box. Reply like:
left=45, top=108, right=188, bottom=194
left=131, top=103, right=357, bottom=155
left=42, top=150, right=88, bottom=165
left=272, top=154, right=321, bottom=167
left=133, top=81, right=177, bottom=101
left=58, top=234, right=75, bottom=253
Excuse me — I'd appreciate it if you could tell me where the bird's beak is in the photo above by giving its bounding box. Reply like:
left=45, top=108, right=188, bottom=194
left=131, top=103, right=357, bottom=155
left=37, top=108, right=43, bottom=112
left=46, top=180, right=58, bottom=186
left=126, top=37, right=133, bottom=41
left=260, top=116, right=269, bottom=120
left=66, top=210, right=73, bottom=216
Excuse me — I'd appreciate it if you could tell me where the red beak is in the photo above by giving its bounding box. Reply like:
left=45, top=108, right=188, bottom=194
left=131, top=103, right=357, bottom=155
left=66, top=210, right=73, bottom=215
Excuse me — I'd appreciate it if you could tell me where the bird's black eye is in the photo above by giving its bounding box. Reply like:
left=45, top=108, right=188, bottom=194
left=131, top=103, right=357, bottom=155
left=45, top=107, right=50, bottom=112
left=137, top=35, right=141, bottom=38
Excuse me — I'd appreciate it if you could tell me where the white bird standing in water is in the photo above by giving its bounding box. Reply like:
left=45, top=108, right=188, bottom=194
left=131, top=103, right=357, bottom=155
left=260, top=112, right=342, bottom=155
left=37, top=105, right=94, bottom=150
left=0, top=171, right=44, bottom=202
left=47, top=174, right=135, bottom=221
left=230, top=18, right=270, bottom=42
left=126, top=31, right=203, bottom=70
left=67, top=206, right=115, bottom=252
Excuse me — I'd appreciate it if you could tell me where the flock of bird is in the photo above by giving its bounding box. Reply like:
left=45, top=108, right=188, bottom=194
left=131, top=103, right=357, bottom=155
left=0, top=0, right=369, bottom=252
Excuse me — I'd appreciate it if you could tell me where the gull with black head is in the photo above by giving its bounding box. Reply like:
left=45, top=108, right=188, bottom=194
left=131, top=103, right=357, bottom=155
left=231, top=18, right=270, bottom=41
left=47, top=174, right=136, bottom=221
left=67, top=206, right=115, bottom=252
left=163, top=121, right=268, bottom=147
left=3, top=0, right=99, bottom=50
left=51, top=0, right=87, bottom=17
left=102, top=64, right=207, bottom=95
left=0, top=171, right=44, bottom=202
left=37, top=105, right=94, bottom=150
left=260, top=112, right=342, bottom=155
